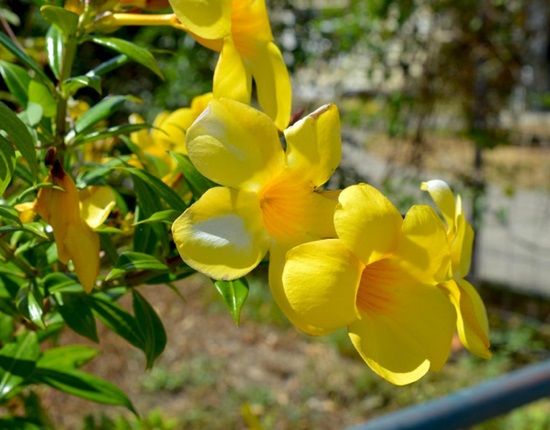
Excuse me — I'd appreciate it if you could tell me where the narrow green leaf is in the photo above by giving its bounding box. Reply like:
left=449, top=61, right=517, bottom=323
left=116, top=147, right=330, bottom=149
left=145, top=266, right=196, bottom=285
left=132, top=290, right=166, bottom=369
left=0, top=134, right=16, bottom=196
left=31, top=367, right=137, bottom=414
left=28, top=80, right=56, bottom=118
left=0, top=101, right=37, bottom=181
left=16, top=285, right=44, bottom=329
left=61, top=75, right=101, bottom=97
left=0, top=60, right=31, bottom=106
left=85, top=54, right=129, bottom=78
left=132, top=209, right=180, bottom=226
left=43, top=272, right=83, bottom=294
left=0, top=204, right=22, bottom=226
left=72, top=123, right=150, bottom=145
left=214, top=278, right=249, bottom=326
left=0, top=332, right=40, bottom=398
left=0, top=33, right=51, bottom=85
left=170, top=152, right=216, bottom=199
left=40, top=6, right=79, bottom=36
left=38, top=345, right=98, bottom=370
left=45, top=26, right=63, bottom=79
left=106, top=252, right=168, bottom=281
left=123, top=167, right=187, bottom=212
left=132, top=178, right=164, bottom=255
left=72, top=95, right=127, bottom=135
left=87, top=295, right=143, bottom=349
left=88, top=36, right=163, bottom=79
left=54, top=293, right=99, bottom=343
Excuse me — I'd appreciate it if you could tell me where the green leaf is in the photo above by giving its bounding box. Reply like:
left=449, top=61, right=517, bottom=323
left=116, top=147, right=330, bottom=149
left=0, top=204, right=22, bottom=226
left=170, top=152, right=216, bottom=199
left=106, top=252, right=168, bottom=281
left=132, top=290, right=166, bottom=369
left=0, top=101, right=37, bottom=181
left=87, top=295, right=143, bottom=349
left=145, top=266, right=196, bottom=285
left=31, top=367, right=136, bottom=414
left=61, top=75, right=101, bottom=97
left=28, top=80, right=56, bottom=118
left=0, top=417, right=42, bottom=430
left=72, top=123, right=150, bottom=145
left=43, top=272, right=83, bottom=294
left=0, top=332, right=40, bottom=398
left=132, top=209, right=181, bottom=226
left=16, top=285, right=44, bottom=329
left=0, top=134, right=16, bottom=196
left=0, top=33, right=51, bottom=85
left=38, top=345, right=98, bottom=370
left=214, top=278, right=249, bottom=326
left=88, top=36, right=163, bottom=79
left=40, top=6, right=79, bottom=36
left=72, top=95, right=128, bottom=136
left=0, top=60, right=31, bottom=106
left=45, top=26, right=63, bottom=79
left=54, top=293, right=99, bottom=343
left=85, top=54, right=129, bottom=78
left=123, top=167, right=187, bottom=212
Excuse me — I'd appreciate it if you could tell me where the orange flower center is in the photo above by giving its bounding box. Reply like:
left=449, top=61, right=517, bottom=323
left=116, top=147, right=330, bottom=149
left=356, top=260, right=396, bottom=314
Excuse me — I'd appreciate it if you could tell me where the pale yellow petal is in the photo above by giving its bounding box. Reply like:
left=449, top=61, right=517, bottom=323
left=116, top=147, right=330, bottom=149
left=186, top=98, right=284, bottom=190
left=350, top=265, right=455, bottom=385
left=78, top=186, right=116, bottom=229
left=453, top=195, right=474, bottom=278
left=65, top=220, right=100, bottom=293
left=393, top=205, right=451, bottom=284
left=441, top=278, right=491, bottom=359
left=191, top=92, right=214, bottom=115
left=334, top=184, right=402, bottom=265
left=129, top=113, right=152, bottom=150
left=283, top=239, right=362, bottom=332
left=421, top=179, right=456, bottom=231
left=284, top=104, right=341, bottom=186
left=249, top=41, right=292, bottom=131
left=213, top=36, right=251, bottom=105
left=169, top=0, right=231, bottom=40
left=172, top=187, right=269, bottom=280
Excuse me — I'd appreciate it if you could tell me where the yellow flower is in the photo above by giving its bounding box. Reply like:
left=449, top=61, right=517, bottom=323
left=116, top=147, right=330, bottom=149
left=281, top=184, right=456, bottom=385
left=169, top=0, right=292, bottom=130
left=171, top=98, right=340, bottom=325
left=421, top=179, right=491, bottom=359
left=130, top=93, right=213, bottom=177
left=34, top=155, right=101, bottom=293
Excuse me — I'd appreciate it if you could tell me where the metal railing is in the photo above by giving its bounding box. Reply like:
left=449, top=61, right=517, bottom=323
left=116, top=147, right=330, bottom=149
left=346, top=359, right=550, bottom=430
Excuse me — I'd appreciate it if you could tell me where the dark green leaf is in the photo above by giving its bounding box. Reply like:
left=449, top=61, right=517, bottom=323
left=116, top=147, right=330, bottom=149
left=31, top=367, right=136, bottom=414
left=38, top=345, right=98, bottom=369
left=43, top=272, right=83, bottom=294
left=0, top=60, right=31, bottom=106
left=62, top=75, right=101, bottom=97
left=40, top=6, right=79, bottom=36
left=132, top=290, right=166, bottom=369
left=0, top=332, right=40, bottom=398
left=170, top=152, right=216, bottom=199
left=45, top=26, right=63, bottom=79
left=106, top=252, right=168, bottom=281
left=0, top=101, right=37, bottom=181
left=88, top=36, right=163, bottom=79
left=145, top=266, right=195, bottom=285
left=214, top=278, right=249, bottom=326
left=0, top=134, right=16, bottom=196
left=16, top=285, right=44, bottom=329
left=72, top=95, right=127, bottom=135
left=0, top=204, right=22, bottom=226
left=0, top=33, right=51, bottom=85
left=85, top=54, right=129, bottom=78
left=0, top=417, right=42, bottom=430
left=132, top=209, right=180, bottom=226
left=87, top=295, right=143, bottom=349
left=54, top=293, right=99, bottom=343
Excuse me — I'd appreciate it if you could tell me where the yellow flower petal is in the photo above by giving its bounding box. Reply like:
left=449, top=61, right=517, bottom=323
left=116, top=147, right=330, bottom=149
left=441, top=278, right=491, bottom=359
left=285, top=104, right=341, bottom=186
left=334, top=184, right=402, bottom=265
left=393, top=205, right=450, bottom=284
left=283, top=239, right=362, bottom=332
left=186, top=98, right=285, bottom=190
left=65, top=220, right=100, bottom=293
left=191, top=92, right=214, bottom=114
left=453, top=195, right=474, bottom=278
left=78, top=186, right=116, bottom=229
left=249, top=41, right=292, bottom=130
left=172, top=186, right=270, bottom=280
left=129, top=113, right=153, bottom=150
left=349, top=265, right=455, bottom=385
left=421, top=179, right=456, bottom=231
left=169, top=0, right=231, bottom=40
left=213, top=36, right=251, bottom=105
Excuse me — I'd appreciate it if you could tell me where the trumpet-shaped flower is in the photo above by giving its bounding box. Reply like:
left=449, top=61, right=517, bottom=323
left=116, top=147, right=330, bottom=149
left=172, top=98, right=341, bottom=328
left=421, top=179, right=491, bottom=359
left=281, top=184, right=456, bottom=385
left=34, top=155, right=102, bottom=293
left=168, top=0, right=291, bottom=130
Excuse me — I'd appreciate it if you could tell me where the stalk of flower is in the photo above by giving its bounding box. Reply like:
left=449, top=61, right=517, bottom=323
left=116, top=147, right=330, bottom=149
left=33, top=149, right=106, bottom=293
left=421, top=179, right=492, bottom=359
left=281, top=184, right=456, bottom=385
left=171, top=98, right=341, bottom=332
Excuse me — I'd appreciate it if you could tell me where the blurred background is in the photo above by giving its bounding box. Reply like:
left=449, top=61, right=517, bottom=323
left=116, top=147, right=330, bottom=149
left=3, top=0, right=550, bottom=428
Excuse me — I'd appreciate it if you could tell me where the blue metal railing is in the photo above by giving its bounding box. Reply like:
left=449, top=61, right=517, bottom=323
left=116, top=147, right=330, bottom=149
left=346, top=359, right=550, bottom=430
